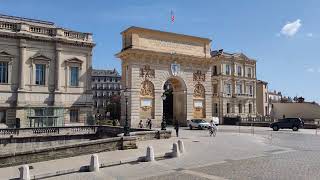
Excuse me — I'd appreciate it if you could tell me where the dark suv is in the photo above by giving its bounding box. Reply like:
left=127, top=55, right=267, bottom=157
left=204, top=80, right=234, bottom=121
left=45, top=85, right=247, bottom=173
left=270, top=118, right=304, bottom=131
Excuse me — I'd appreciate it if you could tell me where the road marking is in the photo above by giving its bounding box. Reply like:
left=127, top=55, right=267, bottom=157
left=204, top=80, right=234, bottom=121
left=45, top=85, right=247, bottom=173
left=181, top=169, right=228, bottom=180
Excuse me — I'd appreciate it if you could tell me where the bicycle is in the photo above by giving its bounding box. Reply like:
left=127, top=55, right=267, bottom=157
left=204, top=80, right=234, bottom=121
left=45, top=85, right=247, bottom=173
left=209, top=127, right=217, bottom=137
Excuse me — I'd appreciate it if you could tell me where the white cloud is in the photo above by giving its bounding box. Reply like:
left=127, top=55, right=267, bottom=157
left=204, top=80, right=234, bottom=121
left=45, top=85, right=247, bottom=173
left=306, top=33, right=313, bottom=37
left=280, top=19, right=302, bottom=37
left=307, top=68, right=314, bottom=72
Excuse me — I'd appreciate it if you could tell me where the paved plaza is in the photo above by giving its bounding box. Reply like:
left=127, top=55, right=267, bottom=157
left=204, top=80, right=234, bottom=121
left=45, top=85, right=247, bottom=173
left=1, top=126, right=320, bottom=180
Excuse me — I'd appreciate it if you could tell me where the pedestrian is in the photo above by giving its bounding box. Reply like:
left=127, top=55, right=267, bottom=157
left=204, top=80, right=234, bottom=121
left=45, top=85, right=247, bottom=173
left=174, top=121, right=180, bottom=137
left=112, top=119, right=116, bottom=126
left=138, top=120, right=144, bottom=128
left=147, top=118, right=152, bottom=129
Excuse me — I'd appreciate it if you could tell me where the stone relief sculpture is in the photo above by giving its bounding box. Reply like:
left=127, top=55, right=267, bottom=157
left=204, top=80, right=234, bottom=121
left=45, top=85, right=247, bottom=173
left=140, top=80, right=154, bottom=97
left=193, top=70, right=205, bottom=82
left=194, top=83, right=205, bottom=98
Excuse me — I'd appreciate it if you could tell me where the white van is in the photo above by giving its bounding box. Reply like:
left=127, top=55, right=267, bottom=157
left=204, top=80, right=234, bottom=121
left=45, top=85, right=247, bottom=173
left=212, top=117, right=220, bottom=126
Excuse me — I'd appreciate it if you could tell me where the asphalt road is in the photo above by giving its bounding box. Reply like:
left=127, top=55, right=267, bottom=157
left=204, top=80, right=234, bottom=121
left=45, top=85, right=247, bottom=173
left=43, top=126, right=320, bottom=180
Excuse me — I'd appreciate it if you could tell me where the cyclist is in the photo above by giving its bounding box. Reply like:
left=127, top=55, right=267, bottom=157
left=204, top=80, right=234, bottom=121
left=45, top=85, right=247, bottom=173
left=209, top=120, right=217, bottom=137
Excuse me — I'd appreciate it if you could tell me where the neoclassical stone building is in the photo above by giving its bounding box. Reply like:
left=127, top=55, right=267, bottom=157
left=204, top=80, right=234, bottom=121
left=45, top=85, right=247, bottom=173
left=117, top=27, right=258, bottom=127
left=211, top=51, right=257, bottom=122
left=0, top=14, right=94, bottom=128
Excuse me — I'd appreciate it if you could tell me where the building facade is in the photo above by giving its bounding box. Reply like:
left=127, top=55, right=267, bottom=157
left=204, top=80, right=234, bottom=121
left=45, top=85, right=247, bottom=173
left=91, top=69, right=121, bottom=120
left=0, top=14, right=94, bottom=128
left=117, top=26, right=257, bottom=127
left=256, top=80, right=269, bottom=116
left=211, top=51, right=257, bottom=122
left=268, top=90, right=282, bottom=103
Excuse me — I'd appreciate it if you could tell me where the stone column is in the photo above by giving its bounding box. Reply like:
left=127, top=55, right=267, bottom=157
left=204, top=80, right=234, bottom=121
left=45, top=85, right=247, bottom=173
left=19, top=39, right=27, bottom=90
left=86, top=52, right=93, bottom=91
left=55, top=45, right=62, bottom=91
left=154, top=89, right=164, bottom=127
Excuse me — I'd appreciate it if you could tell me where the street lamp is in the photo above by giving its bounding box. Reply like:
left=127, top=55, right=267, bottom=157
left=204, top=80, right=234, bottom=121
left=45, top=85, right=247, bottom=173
left=161, top=92, right=167, bottom=130
left=122, top=89, right=130, bottom=136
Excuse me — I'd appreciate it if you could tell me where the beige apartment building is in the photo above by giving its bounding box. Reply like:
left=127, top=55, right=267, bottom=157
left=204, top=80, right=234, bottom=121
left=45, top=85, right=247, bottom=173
left=211, top=50, right=257, bottom=122
left=0, top=14, right=94, bottom=128
left=256, top=80, right=269, bottom=116
left=117, top=26, right=257, bottom=127
left=92, top=69, right=121, bottom=120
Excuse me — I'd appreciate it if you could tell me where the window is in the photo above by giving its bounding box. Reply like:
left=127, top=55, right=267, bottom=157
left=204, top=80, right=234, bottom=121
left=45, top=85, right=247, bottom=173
left=249, top=104, right=252, bottom=114
left=35, top=64, right=46, bottom=85
left=0, top=62, right=8, bottom=83
left=213, top=84, right=218, bottom=94
left=225, top=64, right=231, bottom=75
left=70, top=109, right=79, bottom=123
left=70, top=67, right=79, bottom=86
left=0, top=110, right=6, bottom=123
left=265, top=92, right=268, bottom=102
left=213, top=66, right=218, bottom=76
left=214, top=103, right=218, bottom=115
left=247, top=67, right=252, bottom=78
left=248, top=85, right=253, bottom=96
left=238, top=104, right=242, bottom=113
left=236, top=83, right=242, bottom=94
left=225, top=83, right=232, bottom=95
left=237, top=65, right=242, bottom=76
left=227, top=103, right=230, bottom=114
left=265, top=106, right=268, bottom=116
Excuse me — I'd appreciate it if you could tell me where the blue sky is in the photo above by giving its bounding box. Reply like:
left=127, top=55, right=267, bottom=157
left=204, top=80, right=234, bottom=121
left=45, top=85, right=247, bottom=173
left=0, top=0, right=319, bottom=102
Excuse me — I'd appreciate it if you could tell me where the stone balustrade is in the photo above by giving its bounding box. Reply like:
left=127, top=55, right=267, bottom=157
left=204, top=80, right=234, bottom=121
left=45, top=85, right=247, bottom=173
left=0, top=126, right=99, bottom=138
left=0, top=21, right=93, bottom=42
left=0, top=21, right=17, bottom=31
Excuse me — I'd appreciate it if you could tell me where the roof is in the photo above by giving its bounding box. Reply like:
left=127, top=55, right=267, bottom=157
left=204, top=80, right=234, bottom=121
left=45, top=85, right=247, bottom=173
left=211, top=49, right=256, bottom=61
left=0, top=14, right=55, bottom=28
left=92, top=69, right=120, bottom=77
left=121, top=26, right=212, bottom=43
left=257, top=80, right=268, bottom=85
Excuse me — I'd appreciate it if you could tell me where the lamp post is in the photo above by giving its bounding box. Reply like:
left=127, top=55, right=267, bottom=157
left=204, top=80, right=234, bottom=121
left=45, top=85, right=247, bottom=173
left=161, top=92, right=167, bottom=130
left=122, top=89, right=130, bottom=136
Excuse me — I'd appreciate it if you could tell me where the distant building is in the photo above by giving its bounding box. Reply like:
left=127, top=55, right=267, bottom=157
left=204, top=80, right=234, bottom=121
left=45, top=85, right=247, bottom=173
left=270, top=102, right=320, bottom=123
left=0, top=14, right=94, bottom=128
left=91, top=69, right=121, bottom=120
left=256, top=80, right=269, bottom=116
left=268, top=90, right=282, bottom=103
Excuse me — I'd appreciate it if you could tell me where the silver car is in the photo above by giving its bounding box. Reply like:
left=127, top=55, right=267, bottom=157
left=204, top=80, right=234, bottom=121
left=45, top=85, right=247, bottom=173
left=187, top=119, right=210, bottom=130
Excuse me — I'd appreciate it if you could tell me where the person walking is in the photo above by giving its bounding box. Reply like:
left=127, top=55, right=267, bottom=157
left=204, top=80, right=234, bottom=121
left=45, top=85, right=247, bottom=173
left=174, top=121, right=180, bottom=137
left=147, top=118, right=152, bottom=129
left=138, top=120, right=144, bottom=128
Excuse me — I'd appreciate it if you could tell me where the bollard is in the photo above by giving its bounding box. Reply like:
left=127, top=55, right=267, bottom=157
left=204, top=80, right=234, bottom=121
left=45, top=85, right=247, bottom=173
left=172, top=143, right=180, bottom=157
left=146, top=146, right=155, bottom=162
left=89, top=154, right=100, bottom=172
left=177, top=140, right=185, bottom=153
left=19, top=164, right=30, bottom=180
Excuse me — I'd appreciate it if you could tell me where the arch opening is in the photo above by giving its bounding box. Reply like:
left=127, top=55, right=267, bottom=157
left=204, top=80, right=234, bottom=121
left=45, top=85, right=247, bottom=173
left=163, top=77, right=187, bottom=125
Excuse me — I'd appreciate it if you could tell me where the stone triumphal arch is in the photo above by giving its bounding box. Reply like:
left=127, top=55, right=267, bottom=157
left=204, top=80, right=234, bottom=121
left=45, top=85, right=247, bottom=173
left=117, top=27, right=213, bottom=127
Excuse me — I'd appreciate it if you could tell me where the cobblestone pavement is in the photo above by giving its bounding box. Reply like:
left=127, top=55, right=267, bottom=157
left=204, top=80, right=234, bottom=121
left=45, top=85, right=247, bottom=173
left=4, top=126, right=320, bottom=180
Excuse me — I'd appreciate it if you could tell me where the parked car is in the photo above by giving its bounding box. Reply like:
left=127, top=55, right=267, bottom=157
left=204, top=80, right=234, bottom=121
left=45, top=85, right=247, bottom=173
left=270, top=118, right=304, bottom=131
left=187, top=119, right=210, bottom=130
